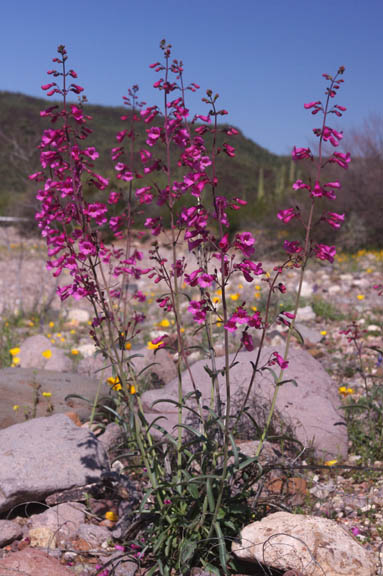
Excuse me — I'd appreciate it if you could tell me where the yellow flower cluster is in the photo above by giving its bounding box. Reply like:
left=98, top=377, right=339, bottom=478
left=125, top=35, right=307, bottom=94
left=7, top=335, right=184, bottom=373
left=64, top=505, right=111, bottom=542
left=338, top=386, right=354, bottom=397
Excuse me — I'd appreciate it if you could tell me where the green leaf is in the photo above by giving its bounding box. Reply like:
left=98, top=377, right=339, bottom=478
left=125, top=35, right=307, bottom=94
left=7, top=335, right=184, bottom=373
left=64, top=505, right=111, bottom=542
left=180, top=538, right=197, bottom=563
left=214, top=522, right=228, bottom=574
left=206, top=478, right=215, bottom=512
left=187, top=483, right=200, bottom=499
left=64, top=393, right=92, bottom=404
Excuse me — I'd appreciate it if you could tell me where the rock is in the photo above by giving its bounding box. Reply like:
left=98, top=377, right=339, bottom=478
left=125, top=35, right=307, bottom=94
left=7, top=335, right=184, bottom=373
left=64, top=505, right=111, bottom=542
left=78, top=345, right=177, bottom=389
left=236, top=440, right=280, bottom=466
left=29, top=525, right=58, bottom=548
left=18, top=335, right=71, bottom=371
left=67, top=308, right=90, bottom=324
left=232, top=511, right=376, bottom=575
left=295, top=305, right=316, bottom=322
left=0, top=519, right=23, bottom=547
left=0, top=368, right=111, bottom=429
left=0, top=547, right=74, bottom=576
left=76, top=523, right=111, bottom=548
left=296, top=280, right=312, bottom=298
left=328, top=285, right=341, bottom=295
left=28, top=503, right=86, bottom=547
left=295, top=324, right=322, bottom=345
left=98, top=422, right=124, bottom=455
left=141, top=346, right=348, bottom=459
left=0, top=414, right=109, bottom=515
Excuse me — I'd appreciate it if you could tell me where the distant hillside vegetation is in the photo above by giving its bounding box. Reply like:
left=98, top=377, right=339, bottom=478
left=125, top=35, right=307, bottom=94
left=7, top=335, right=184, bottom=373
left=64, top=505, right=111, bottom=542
left=0, top=91, right=297, bottom=226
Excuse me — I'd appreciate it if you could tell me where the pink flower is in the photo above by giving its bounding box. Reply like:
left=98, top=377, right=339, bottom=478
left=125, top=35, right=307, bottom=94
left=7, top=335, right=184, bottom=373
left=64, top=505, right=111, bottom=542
left=322, top=212, right=345, bottom=229
left=136, top=186, right=153, bottom=204
left=269, top=352, right=289, bottom=370
left=314, top=243, right=336, bottom=263
left=329, top=151, right=351, bottom=169
left=284, top=240, right=302, bottom=254
left=277, top=208, right=299, bottom=224
left=292, top=147, right=313, bottom=161
left=241, top=332, right=254, bottom=352
left=223, top=143, right=235, bottom=157
left=234, top=232, right=256, bottom=257
left=108, top=191, right=120, bottom=204
left=197, top=273, right=215, bottom=288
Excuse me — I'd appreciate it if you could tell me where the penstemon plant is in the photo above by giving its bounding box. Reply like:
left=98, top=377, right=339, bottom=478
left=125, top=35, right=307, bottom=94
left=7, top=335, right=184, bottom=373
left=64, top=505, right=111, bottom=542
left=33, top=43, right=349, bottom=575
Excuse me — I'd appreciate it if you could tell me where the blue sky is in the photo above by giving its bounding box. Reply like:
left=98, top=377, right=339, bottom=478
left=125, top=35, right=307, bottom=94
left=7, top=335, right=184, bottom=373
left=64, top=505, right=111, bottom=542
left=2, top=0, right=382, bottom=154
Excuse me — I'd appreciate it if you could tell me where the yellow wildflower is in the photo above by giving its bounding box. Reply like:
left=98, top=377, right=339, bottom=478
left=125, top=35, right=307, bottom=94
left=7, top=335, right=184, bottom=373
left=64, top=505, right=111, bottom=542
left=130, top=385, right=136, bottom=395
left=70, top=329, right=76, bottom=335
left=254, top=292, right=261, bottom=300
left=107, top=377, right=122, bottom=391
left=60, top=338, right=65, bottom=343
left=320, top=330, right=327, bottom=336
left=42, top=392, right=52, bottom=398
left=213, top=297, right=220, bottom=304
left=238, top=283, right=244, bottom=290
left=12, top=405, right=19, bottom=411
left=125, top=342, right=132, bottom=350
left=47, top=333, right=52, bottom=338
left=56, top=333, right=62, bottom=338
left=104, top=511, right=118, bottom=522
left=366, top=268, right=373, bottom=274
left=230, top=293, right=239, bottom=301
left=27, top=321, right=34, bottom=327
left=180, top=327, right=185, bottom=333
left=251, top=306, right=257, bottom=312
left=255, top=285, right=261, bottom=291
left=147, top=340, right=163, bottom=350
left=9, top=347, right=20, bottom=356
left=324, top=459, right=337, bottom=467
left=42, top=350, right=52, bottom=359
left=50, top=339, right=56, bottom=345
left=338, top=386, right=354, bottom=397
left=71, top=349, right=79, bottom=355
left=12, top=357, right=20, bottom=365
left=159, top=319, right=170, bottom=328
left=216, top=321, right=222, bottom=328
left=357, top=294, right=365, bottom=301
left=215, top=289, right=222, bottom=296
left=49, top=322, right=55, bottom=328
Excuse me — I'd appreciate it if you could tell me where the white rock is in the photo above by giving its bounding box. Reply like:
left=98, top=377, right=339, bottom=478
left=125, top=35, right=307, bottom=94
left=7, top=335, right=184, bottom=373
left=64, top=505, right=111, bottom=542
left=328, top=285, right=341, bottom=295
left=296, top=280, right=312, bottom=298
left=233, top=511, right=376, bottom=575
left=296, top=305, right=316, bottom=322
left=67, top=308, right=90, bottom=324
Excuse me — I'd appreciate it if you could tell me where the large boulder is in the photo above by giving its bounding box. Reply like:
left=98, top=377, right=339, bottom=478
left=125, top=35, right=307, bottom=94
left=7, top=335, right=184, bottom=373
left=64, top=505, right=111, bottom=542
left=0, top=368, right=111, bottom=429
left=18, top=334, right=72, bottom=371
left=232, top=511, right=376, bottom=576
left=0, top=414, right=109, bottom=515
left=141, top=346, right=347, bottom=459
left=0, top=548, right=74, bottom=576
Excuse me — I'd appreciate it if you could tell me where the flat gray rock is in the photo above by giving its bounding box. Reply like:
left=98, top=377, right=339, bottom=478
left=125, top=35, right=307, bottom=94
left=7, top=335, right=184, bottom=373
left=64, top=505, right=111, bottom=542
left=0, top=368, right=111, bottom=429
left=141, top=346, right=347, bottom=459
left=0, top=414, right=109, bottom=515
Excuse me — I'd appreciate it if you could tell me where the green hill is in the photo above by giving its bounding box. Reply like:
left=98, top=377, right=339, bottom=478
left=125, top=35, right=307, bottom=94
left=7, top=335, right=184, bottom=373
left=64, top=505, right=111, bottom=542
left=0, top=90, right=294, bottom=223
